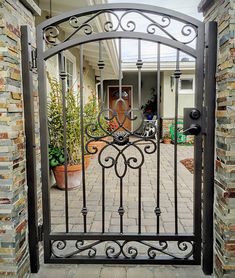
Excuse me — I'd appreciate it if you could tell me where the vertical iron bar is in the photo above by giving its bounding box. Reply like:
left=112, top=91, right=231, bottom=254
left=36, top=26, right=51, bottom=263
left=138, top=168, right=141, bottom=234
left=119, top=178, right=124, bottom=234
left=193, top=22, right=205, bottom=264
left=99, top=42, right=105, bottom=233
left=59, top=52, right=69, bottom=233
left=49, top=0, right=52, bottom=18
left=202, top=21, right=217, bottom=275
left=102, top=167, right=105, bottom=233
left=174, top=50, right=181, bottom=234
left=80, top=45, right=87, bottom=233
left=137, top=39, right=143, bottom=108
left=156, top=43, right=161, bottom=233
left=119, top=38, right=122, bottom=99
left=118, top=38, right=124, bottom=233
left=21, top=25, right=40, bottom=273
left=98, top=41, right=105, bottom=109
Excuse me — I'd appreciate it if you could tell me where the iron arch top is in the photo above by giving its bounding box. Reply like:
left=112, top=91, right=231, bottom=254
left=37, top=3, right=204, bottom=60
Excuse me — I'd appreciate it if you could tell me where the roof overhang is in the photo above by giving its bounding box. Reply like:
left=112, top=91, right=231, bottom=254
left=198, top=0, right=215, bottom=14
left=122, top=61, right=196, bottom=72
left=20, top=0, right=41, bottom=16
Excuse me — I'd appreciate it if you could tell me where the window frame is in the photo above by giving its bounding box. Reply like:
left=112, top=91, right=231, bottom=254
left=179, top=74, right=195, bottom=95
left=64, top=50, right=77, bottom=91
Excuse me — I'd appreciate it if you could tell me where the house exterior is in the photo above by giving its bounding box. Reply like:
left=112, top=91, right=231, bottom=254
left=35, top=0, right=196, bottom=137
left=104, top=61, right=196, bottom=134
left=36, top=0, right=119, bottom=104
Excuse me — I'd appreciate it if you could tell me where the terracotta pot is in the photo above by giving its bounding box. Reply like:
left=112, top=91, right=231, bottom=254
left=163, top=138, right=172, bottom=144
left=88, top=141, right=106, bottom=153
left=87, top=153, right=95, bottom=160
left=84, top=154, right=91, bottom=168
left=53, top=164, right=82, bottom=190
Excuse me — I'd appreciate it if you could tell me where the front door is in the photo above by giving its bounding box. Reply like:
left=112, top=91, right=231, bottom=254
left=109, top=86, right=132, bottom=130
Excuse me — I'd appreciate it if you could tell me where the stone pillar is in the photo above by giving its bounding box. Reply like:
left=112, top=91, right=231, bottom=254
left=0, top=0, right=40, bottom=276
left=199, top=0, right=235, bottom=277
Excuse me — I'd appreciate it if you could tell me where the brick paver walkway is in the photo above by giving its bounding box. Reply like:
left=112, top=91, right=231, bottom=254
left=33, top=143, right=209, bottom=277
left=50, top=143, right=194, bottom=234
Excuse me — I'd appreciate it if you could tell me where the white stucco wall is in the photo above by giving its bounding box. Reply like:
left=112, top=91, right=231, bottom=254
left=162, top=70, right=195, bottom=118
left=45, top=47, right=96, bottom=104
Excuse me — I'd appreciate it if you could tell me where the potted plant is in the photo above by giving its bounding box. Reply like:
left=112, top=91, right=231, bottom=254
left=141, top=88, right=157, bottom=119
left=163, top=132, right=172, bottom=144
left=47, top=75, right=83, bottom=190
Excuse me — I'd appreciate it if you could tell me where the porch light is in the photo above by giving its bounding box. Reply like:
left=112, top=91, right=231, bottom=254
left=170, top=75, right=174, bottom=92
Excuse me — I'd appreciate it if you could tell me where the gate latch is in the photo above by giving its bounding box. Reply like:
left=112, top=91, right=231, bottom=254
left=31, top=49, right=37, bottom=70
left=183, top=123, right=201, bottom=135
left=183, top=108, right=201, bottom=136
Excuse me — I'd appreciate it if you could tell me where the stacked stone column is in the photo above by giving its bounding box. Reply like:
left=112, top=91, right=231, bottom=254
left=200, top=0, right=235, bottom=277
left=0, top=0, right=40, bottom=276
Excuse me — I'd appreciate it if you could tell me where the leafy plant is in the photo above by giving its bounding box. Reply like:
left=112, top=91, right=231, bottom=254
left=141, top=88, right=157, bottom=115
left=163, top=132, right=171, bottom=139
left=83, top=91, right=108, bottom=140
left=47, top=73, right=109, bottom=166
left=47, top=74, right=81, bottom=166
left=48, top=146, right=65, bottom=167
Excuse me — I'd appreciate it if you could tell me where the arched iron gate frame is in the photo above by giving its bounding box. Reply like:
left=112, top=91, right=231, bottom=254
left=35, top=3, right=207, bottom=266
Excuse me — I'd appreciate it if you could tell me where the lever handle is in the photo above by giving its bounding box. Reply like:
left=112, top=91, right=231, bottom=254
left=183, top=124, right=201, bottom=135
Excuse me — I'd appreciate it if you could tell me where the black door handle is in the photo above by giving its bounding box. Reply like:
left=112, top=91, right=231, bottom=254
left=183, top=124, right=201, bottom=135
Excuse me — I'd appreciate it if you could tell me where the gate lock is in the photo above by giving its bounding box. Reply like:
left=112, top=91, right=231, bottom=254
left=183, top=108, right=201, bottom=136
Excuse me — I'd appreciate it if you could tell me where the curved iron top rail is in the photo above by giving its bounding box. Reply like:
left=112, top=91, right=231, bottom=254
left=37, top=3, right=202, bottom=30
left=36, top=3, right=203, bottom=60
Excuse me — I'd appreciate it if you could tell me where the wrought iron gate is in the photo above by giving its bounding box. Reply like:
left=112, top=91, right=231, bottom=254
left=22, top=3, right=217, bottom=272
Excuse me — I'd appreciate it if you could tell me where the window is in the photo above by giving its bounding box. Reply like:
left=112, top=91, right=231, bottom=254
left=64, top=50, right=77, bottom=91
left=112, top=90, right=129, bottom=99
left=179, top=75, right=194, bottom=94
left=66, top=58, right=74, bottom=90
left=181, top=79, right=193, bottom=90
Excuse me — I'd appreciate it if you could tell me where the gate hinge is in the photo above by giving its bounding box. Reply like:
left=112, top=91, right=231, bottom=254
left=31, top=49, right=37, bottom=70
left=38, top=224, right=43, bottom=242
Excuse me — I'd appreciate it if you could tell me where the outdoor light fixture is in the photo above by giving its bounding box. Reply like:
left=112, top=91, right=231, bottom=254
left=170, top=75, right=174, bottom=92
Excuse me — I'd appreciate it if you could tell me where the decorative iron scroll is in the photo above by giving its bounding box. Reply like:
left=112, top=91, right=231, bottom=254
left=51, top=239, right=194, bottom=260
left=84, top=99, right=157, bottom=178
left=43, top=9, right=198, bottom=46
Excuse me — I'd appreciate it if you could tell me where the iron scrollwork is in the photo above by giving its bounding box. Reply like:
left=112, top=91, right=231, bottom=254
left=43, top=9, right=198, bottom=46
left=51, top=240, right=101, bottom=258
left=84, top=97, right=157, bottom=179
left=51, top=239, right=194, bottom=260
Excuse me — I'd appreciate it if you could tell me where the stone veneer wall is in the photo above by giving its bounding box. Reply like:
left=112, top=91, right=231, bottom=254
left=0, top=0, right=40, bottom=277
left=200, top=0, right=235, bottom=277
